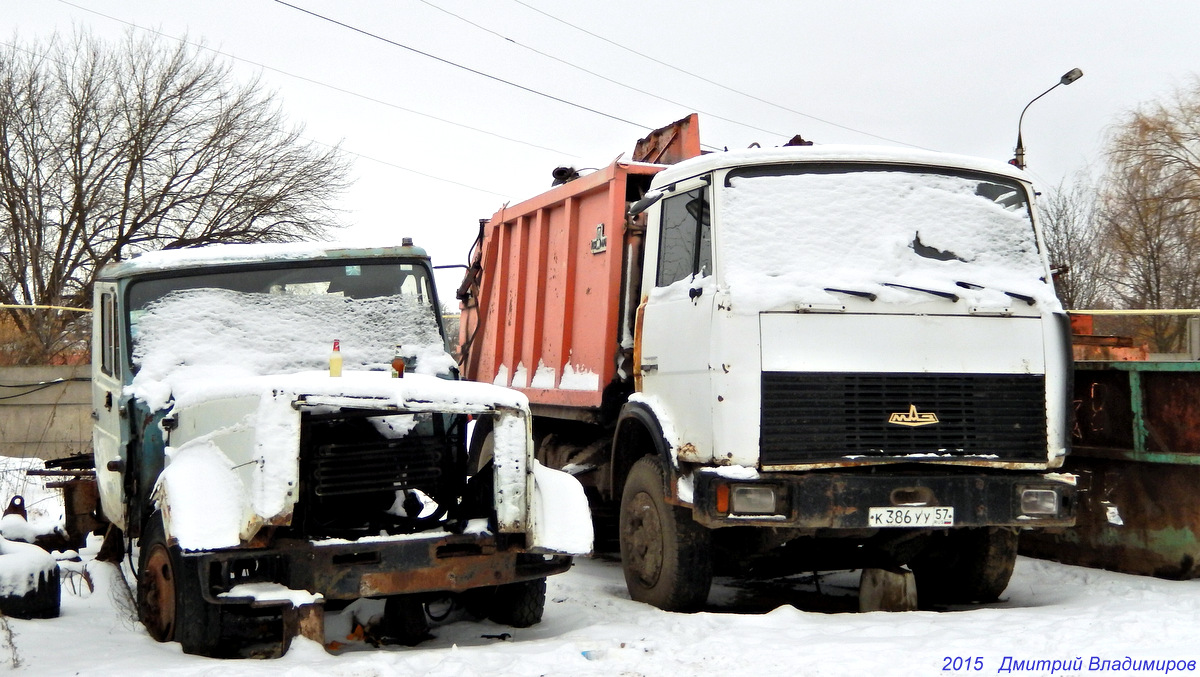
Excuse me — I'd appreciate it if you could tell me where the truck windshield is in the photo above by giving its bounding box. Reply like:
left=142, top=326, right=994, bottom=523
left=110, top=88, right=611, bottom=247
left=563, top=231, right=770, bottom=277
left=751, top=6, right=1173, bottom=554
left=719, top=165, right=1051, bottom=310
left=126, top=261, right=446, bottom=374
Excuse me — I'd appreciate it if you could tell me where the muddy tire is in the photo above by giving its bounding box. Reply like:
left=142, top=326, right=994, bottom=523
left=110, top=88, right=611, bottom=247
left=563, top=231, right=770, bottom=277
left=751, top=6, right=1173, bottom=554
left=488, top=578, right=546, bottom=628
left=459, top=586, right=494, bottom=620
left=910, top=527, right=1018, bottom=605
left=384, top=595, right=432, bottom=646
left=619, top=455, right=712, bottom=611
left=137, top=513, right=224, bottom=656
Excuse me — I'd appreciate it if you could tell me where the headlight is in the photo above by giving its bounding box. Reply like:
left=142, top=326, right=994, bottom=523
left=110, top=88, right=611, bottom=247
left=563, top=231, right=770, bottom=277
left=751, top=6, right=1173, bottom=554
left=731, top=485, right=778, bottom=515
left=1020, top=488, right=1060, bottom=515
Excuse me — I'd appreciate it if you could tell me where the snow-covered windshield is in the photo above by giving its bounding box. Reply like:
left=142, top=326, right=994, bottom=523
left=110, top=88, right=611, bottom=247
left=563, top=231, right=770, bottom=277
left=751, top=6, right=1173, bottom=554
left=719, top=166, right=1051, bottom=310
left=128, top=262, right=446, bottom=377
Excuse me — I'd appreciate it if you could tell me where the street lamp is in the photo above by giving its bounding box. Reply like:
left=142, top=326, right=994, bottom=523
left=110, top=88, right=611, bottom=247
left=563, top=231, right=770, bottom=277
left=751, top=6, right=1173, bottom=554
left=1012, top=68, right=1083, bottom=169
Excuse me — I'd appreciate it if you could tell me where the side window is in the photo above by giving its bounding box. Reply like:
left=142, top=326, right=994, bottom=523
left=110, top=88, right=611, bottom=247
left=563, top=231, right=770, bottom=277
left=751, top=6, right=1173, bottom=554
left=655, top=186, right=712, bottom=287
left=100, top=292, right=116, bottom=376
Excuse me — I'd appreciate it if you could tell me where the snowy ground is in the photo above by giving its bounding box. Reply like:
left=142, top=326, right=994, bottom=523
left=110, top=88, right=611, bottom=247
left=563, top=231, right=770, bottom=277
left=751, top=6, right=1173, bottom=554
left=4, top=542, right=1200, bottom=676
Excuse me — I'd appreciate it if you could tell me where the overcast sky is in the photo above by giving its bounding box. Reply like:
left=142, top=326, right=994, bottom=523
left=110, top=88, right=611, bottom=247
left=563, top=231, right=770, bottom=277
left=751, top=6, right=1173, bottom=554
left=6, top=0, right=1200, bottom=297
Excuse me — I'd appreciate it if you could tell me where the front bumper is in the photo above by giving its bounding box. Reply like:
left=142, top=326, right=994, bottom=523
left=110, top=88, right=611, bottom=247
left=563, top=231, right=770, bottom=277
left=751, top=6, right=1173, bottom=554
left=691, top=469, right=1076, bottom=529
left=187, top=528, right=571, bottom=605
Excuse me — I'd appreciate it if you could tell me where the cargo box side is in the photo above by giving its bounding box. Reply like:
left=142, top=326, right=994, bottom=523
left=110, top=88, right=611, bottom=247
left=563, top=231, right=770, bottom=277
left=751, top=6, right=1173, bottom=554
left=460, top=162, right=661, bottom=417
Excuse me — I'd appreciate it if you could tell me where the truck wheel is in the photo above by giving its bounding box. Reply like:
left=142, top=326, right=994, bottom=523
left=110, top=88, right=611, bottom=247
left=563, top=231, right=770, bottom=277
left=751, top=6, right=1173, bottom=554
left=487, top=578, right=546, bottom=628
left=910, top=527, right=1018, bottom=605
left=137, top=513, right=224, bottom=656
left=619, top=455, right=712, bottom=611
left=383, top=595, right=432, bottom=646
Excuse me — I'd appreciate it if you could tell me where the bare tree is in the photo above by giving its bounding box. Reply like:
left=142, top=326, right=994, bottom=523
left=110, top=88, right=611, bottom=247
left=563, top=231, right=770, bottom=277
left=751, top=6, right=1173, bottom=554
left=1097, top=78, right=1200, bottom=352
left=1037, top=174, right=1112, bottom=310
left=0, top=30, right=351, bottom=363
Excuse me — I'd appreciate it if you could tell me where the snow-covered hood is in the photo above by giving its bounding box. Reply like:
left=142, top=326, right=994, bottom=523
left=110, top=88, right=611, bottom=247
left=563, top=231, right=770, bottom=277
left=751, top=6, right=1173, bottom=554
left=158, top=369, right=530, bottom=415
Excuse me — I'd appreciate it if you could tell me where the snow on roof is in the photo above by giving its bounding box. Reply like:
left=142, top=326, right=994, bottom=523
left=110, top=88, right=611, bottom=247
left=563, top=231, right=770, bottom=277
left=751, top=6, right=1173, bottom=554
left=100, top=241, right=430, bottom=280
left=651, top=144, right=1031, bottom=188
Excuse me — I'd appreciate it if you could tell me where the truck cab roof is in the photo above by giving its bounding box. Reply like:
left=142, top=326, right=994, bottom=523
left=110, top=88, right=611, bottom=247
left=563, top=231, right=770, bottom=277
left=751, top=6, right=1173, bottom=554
left=98, top=241, right=430, bottom=281
left=651, top=144, right=1031, bottom=189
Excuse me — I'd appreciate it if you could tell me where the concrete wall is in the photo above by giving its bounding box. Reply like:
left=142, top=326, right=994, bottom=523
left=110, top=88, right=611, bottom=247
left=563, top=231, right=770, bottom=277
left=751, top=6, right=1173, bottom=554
left=0, top=365, right=91, bottom=461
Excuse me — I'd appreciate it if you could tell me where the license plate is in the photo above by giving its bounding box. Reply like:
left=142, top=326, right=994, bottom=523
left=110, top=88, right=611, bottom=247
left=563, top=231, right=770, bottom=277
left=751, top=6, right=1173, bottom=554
left=868, top=506, right=954, bottom=527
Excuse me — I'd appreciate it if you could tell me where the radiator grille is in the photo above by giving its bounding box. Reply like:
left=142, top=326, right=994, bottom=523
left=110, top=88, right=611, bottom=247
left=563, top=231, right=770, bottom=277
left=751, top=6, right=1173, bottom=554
left=312, top=437, right=443, bottom=497
left=760, top=372, right=1046, bottom=466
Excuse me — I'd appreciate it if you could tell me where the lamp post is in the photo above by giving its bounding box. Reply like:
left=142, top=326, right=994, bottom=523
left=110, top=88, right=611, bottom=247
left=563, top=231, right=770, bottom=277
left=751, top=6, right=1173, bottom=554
left=1012, top=68, right=1083, bottom=169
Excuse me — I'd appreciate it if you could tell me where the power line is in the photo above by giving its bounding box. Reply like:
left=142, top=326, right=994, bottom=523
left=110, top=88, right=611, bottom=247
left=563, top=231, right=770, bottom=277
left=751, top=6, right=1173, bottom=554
left=508, top=0, right=930, bottom=149
left=306, top=139, right=512, bottom=198
left=414, top=0, right=777, bottom=145
left=273, top=0, right=657, bottom=133
left=52, top=0, right=579, bottom=158
left=0, top=33, right=511, bottom=201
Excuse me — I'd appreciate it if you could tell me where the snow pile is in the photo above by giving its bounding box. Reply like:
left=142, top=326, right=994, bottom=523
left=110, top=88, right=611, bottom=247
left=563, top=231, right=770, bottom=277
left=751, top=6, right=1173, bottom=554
left=117, top=241, right=412, bottom=274
left=516, top=360, right=600, bottom=391
left=0, top=513, right=37, bottom=544
left=0, top=537, right=56, bottom=597
left=0, top=456, right=64, bottom=541
left=559, top=362, right=600, bottom=391
left=720, top=170, right=1057, bottom=312
left=219, top=582, right=323, bottom=607
left=130, top=288, right=453, bottom=411
left=11, top=550, right=1200, bottom=675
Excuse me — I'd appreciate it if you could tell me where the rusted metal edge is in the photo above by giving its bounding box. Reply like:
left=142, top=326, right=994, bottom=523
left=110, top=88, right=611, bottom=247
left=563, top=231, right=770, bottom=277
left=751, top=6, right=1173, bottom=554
left=1072, top=445, right=1200, bottom=467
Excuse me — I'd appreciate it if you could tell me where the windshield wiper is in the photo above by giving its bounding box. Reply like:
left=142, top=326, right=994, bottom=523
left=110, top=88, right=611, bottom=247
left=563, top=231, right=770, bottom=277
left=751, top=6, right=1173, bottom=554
left=955, top=280, right=1036, bottom=306
left=1004, top=291, right=1036, bottom=305
left=883, top=283, right=959, bottom=302
left=824, top=287, right=878, bottom=301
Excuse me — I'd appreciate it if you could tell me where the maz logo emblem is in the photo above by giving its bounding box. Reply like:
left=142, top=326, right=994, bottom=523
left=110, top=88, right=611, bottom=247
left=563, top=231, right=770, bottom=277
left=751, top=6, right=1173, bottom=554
left=888, top=405, right=940, bottom=427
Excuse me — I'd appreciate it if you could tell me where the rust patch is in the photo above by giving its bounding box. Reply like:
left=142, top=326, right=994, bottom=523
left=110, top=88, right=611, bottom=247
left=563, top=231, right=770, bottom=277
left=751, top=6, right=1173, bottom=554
left=1143, top=372, right=1200, bottom=455
left=631, top=114, right=702, bottom=165
left=282, top=603, right=325, bottom=652
left=359, top=555, right=517, bottom=596
left=1021, top=456, right=1200, bottom=579
left=677, top=443, right=699, bottom=461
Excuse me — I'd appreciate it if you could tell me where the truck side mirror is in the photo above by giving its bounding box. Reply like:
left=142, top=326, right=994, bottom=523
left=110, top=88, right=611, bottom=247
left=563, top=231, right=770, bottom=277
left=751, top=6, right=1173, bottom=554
left=628, top=191, right=663, bottom=216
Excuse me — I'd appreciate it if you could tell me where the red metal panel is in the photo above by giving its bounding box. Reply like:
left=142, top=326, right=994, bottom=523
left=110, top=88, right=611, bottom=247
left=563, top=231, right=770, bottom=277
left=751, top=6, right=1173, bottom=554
left=632, top=113, right=702, bottom=165
left=546, top=196, right=579, bottom=382
left=462, top=161, right=663, bottom=410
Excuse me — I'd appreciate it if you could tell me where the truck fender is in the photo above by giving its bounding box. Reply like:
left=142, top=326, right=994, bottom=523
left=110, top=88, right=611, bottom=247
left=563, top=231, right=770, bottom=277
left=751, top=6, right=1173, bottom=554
left=149, top=439, right=258, bottom=551
left=610, top=401, right=679, bottom=504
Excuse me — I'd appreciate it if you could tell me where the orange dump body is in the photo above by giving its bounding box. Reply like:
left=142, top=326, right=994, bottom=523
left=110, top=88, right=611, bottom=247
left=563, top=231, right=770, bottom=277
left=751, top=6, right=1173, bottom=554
left=460, top=161, right=663, bottom=414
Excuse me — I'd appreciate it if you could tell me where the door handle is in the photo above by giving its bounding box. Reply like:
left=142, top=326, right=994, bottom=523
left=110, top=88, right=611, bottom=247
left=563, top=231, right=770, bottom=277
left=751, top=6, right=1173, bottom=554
left=641, top=357, right=658, bottom=373
left=689, top=287, right=703, bottom=300
left=104, top=391, right=113, bottom=410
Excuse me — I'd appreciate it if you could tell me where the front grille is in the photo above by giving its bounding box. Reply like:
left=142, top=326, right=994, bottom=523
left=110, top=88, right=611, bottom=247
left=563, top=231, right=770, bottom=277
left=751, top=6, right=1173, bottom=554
left=761, top=372, right=1046, bottom=466
left=312, top=437, right=443, bottom=497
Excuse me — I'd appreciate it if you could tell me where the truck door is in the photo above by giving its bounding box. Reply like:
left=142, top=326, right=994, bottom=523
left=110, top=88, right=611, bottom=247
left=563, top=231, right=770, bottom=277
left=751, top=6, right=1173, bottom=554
left=640, top=178, right=715, bottom=456
left=91, top=284, right=128, bottom=529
